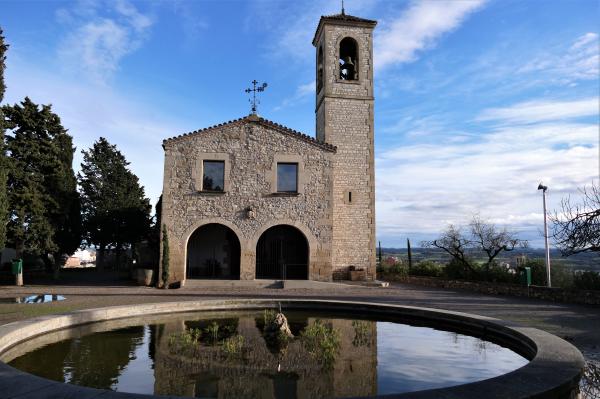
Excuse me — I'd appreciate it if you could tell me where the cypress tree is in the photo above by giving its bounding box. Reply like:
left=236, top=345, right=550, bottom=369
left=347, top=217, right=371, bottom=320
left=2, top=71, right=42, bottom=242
left=407, top=238, right=413, bottom=270
left=79, top=138, right=151, bottom=270
left=47, top=131, right=81, bottom=277
left=0, top=28, right=9, bottom=249
left=3, top=98, right=79, bottom=263
left=161, top=224, right=169, bottom=288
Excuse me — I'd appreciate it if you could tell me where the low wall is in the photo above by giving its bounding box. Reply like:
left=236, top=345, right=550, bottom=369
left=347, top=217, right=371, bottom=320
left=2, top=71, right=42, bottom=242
left=0, top=299, right=585, bottom=399
left=379, top=273, right=600, bottom=306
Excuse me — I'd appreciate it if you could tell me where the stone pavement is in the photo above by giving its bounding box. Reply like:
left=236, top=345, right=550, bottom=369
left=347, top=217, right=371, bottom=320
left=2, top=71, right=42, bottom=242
left=1, top=280, right=598, bottom=362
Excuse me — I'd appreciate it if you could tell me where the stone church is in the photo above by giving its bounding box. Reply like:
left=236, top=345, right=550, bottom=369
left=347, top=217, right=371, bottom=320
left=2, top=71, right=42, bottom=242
left=160, top=12, right=376, bottom=285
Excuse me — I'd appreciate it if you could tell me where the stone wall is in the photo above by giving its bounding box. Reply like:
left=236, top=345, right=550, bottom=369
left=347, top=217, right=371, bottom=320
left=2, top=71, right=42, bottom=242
left=315, top=22, right=376, bottom=280
left=380, top=274, right=600, bottom=306
left=161, top=117, right=334, bottom=284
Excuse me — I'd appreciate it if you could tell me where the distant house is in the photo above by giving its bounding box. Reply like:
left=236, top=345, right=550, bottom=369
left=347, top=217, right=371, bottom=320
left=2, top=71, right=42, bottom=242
left=64, top=256, right=81, bottom=268
left=64, top=249, right=97, bottom=268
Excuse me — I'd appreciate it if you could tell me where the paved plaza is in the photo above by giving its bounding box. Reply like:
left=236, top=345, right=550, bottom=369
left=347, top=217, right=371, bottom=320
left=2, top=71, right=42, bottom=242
left=1, top=280, right=598, bottom=362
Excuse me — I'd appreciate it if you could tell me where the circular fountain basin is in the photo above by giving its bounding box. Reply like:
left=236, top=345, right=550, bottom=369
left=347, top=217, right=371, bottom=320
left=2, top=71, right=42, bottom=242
left=0, top=300, right=584, bottom=398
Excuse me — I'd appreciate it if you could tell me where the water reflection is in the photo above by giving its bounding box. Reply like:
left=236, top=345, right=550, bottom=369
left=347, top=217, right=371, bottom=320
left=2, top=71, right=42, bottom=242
left=0, top=294, right=66, bottom=304
left=7, top=311, right=528, bottom=398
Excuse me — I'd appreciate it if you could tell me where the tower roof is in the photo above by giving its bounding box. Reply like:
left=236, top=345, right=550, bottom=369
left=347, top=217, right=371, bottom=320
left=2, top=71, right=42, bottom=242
left=312, top=13, right=377, bottom=45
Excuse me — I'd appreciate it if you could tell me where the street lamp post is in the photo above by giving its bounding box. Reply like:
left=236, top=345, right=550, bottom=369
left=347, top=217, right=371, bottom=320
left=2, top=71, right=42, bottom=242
left=538, top=183, right=551, bottom=287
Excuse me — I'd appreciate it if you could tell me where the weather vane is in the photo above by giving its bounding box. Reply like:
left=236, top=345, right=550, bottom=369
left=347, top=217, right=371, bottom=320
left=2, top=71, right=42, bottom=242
left=245, top=80, right=268, bottom=115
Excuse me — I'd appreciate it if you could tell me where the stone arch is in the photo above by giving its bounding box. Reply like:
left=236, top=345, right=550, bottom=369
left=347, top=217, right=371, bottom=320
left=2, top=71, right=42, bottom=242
left=339, top=36, right=359, bottom=80
left=251, top=220, right=318, bottom=280
left=183, top=219, right=245, bottom=279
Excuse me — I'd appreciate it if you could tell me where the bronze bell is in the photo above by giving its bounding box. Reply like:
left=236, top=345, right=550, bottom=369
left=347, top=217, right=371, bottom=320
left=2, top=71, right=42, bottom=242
left=343, top=56, right=354, bottom=66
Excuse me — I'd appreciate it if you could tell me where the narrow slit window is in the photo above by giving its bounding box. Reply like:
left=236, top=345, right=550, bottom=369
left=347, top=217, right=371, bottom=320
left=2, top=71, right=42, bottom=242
left=277, top=163, right=298, bottom=193
left=345, top=190, right=353, bottom=204
left=317, top=46, right=324, bottom=93
left=202, top=160, right=225, bottom=191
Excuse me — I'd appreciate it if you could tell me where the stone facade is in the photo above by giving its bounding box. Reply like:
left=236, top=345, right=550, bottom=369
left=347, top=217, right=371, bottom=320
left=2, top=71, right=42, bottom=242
left=314, top=16, right=377, bottom=279
left=161, top=116, right=335, bottom=283
left=160, top=13, right=378, bottom=284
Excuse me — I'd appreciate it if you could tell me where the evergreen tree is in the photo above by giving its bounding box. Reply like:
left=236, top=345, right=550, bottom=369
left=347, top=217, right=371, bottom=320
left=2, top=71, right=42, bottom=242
left=47, top=131, right=82, bottom=276
left=161, top=224, right=169, bottom=288
left=0, top=28, right=9, bottom=249
left=78, top=138, right=151, bottom=269
left=3, top=97, right=80, bottom=265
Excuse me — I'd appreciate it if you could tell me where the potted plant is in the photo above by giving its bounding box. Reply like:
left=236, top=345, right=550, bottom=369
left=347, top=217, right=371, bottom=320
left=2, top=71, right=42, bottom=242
left=348, top=266, right=366, bottom=281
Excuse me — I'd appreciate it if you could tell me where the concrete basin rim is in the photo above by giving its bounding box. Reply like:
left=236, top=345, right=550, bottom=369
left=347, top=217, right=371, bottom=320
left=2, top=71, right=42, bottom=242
left=0, top=299, right=585, bottom=399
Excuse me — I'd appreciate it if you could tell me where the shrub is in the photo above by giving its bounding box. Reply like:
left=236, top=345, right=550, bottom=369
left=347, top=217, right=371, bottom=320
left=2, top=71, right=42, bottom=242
left=573, top=271, right=600, bottom=291
left=483, top=263, right=519, bottom=284
left=410, top=260, right=443, bottom=277
left=378, top=257, right=408, bottom=277
left=524, top=259, right=573, bottom=288
left=301, top=320, right=341, bottom=368
left=444, top=258, right=474, bottom=280
left=222, top=335, right=245, bottom=357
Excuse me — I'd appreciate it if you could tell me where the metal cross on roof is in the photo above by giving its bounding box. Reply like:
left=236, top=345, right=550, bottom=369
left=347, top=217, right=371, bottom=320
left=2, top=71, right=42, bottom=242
left=245, top=80, right=268, bottom=115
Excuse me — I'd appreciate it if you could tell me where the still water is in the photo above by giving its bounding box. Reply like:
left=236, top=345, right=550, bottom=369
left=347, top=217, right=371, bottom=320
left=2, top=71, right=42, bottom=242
left=0, top=294, right=66, bottom=304
left=6, top=310, right=528, bottom=398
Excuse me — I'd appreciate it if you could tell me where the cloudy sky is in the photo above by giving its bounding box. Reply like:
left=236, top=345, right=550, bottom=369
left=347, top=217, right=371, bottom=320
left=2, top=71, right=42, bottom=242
left=1, top=0, right=598, bottom=248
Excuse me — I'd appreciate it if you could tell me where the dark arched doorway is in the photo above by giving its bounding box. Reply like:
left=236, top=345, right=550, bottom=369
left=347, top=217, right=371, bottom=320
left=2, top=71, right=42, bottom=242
left=256, top=225, right=308, bottom=280
left=186, top=224, right=240, bottom=279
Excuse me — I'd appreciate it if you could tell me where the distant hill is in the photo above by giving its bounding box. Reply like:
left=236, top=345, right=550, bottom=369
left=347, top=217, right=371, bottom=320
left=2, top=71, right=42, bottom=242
left=379, top=247, right=599, bottom=272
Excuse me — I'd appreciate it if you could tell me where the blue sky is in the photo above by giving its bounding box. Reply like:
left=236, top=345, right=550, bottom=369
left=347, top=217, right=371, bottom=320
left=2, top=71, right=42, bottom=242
left=1, top=0, right=598, bottom=248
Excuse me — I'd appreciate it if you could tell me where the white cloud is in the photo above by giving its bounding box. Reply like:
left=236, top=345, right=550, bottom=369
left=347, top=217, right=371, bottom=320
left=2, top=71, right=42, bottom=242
left=476, top=97, right=599, bottom=124
left=518, top=32, right=599, bottom=83
left=376, top=102, right=598, bottom=247
left=57, top=0, right=153, bottom=84
left=4, top=57, right=192, bottom=207
left=274, top=81, right=314, bottom=111
left=375, top=0, right=486, bottom=69
left=254, top=0, right=378, bottom=60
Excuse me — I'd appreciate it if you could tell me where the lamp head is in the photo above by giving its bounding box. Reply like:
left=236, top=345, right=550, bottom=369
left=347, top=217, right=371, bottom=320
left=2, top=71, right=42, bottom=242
left=537, top=183, right=548, bottom=191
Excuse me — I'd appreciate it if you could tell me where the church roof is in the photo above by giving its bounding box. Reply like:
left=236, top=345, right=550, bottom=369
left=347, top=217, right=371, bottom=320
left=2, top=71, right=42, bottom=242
left=162, top=114, right=337, bottom=152
left=312, top=13, right=377, bottom=45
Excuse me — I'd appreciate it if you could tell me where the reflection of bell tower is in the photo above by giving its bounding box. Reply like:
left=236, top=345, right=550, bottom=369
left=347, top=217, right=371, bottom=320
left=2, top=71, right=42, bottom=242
left=313, top=11, right=377, bottom=278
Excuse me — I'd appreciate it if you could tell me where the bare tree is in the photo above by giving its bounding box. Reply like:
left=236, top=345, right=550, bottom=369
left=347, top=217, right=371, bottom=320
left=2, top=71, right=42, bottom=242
left=470, top=215, right=526, bottom=271
left=424, top=216, right=526, bottom=272
left=551, top=183, right=600, bottom=255
left=425, top=224, right=476, bottom=272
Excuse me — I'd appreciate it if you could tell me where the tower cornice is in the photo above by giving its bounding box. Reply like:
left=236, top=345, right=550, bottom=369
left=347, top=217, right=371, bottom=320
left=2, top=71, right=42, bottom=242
left=312, top=14, right=377, bottom=46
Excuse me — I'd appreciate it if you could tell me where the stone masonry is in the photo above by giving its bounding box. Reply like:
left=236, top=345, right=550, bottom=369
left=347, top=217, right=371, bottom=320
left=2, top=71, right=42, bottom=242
left=160, top=13, right=377, bottom=284
left=313, top=15, right=377, bottom=279
left=161, top=116, right=335, bottom=283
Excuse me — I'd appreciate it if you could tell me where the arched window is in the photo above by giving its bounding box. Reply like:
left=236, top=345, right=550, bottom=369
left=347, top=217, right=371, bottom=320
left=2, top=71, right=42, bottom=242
left=339, top=37, right=358, bottom=80
left=317, top=46, right=324, bottom=93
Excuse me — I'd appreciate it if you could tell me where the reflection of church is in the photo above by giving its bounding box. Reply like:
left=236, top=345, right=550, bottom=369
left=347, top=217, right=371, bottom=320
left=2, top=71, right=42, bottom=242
left=160, top=10, right=378, bottom=284
left=152, top=313, right=378, bottom=398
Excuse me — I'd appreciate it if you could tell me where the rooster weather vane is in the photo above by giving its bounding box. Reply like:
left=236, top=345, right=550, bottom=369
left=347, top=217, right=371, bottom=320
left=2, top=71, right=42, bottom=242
left=245, top=80, right=268, bottom=115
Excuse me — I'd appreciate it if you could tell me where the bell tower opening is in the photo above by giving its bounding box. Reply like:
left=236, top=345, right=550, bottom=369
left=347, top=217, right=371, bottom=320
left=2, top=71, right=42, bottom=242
left=339, top=37, right=358, bottom=80
left=313, top=12, right=377, bottom=280
left=317, top=46, right=324, bottom=93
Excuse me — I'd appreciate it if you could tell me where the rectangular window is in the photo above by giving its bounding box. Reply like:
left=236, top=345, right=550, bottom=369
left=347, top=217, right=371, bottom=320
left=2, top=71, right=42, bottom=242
left=277, top=163, right=298, bottom=193
left=203, top=160, right=225, bottom=191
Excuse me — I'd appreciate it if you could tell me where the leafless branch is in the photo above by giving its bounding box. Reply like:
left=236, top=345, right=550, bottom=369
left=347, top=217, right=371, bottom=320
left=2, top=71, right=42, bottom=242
left=551, top=182, right=600, bottom=256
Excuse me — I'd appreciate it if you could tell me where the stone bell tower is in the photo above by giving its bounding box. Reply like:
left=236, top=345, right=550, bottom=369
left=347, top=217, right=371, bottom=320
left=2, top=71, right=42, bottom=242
left=313, top=12, right=377, bottom=279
